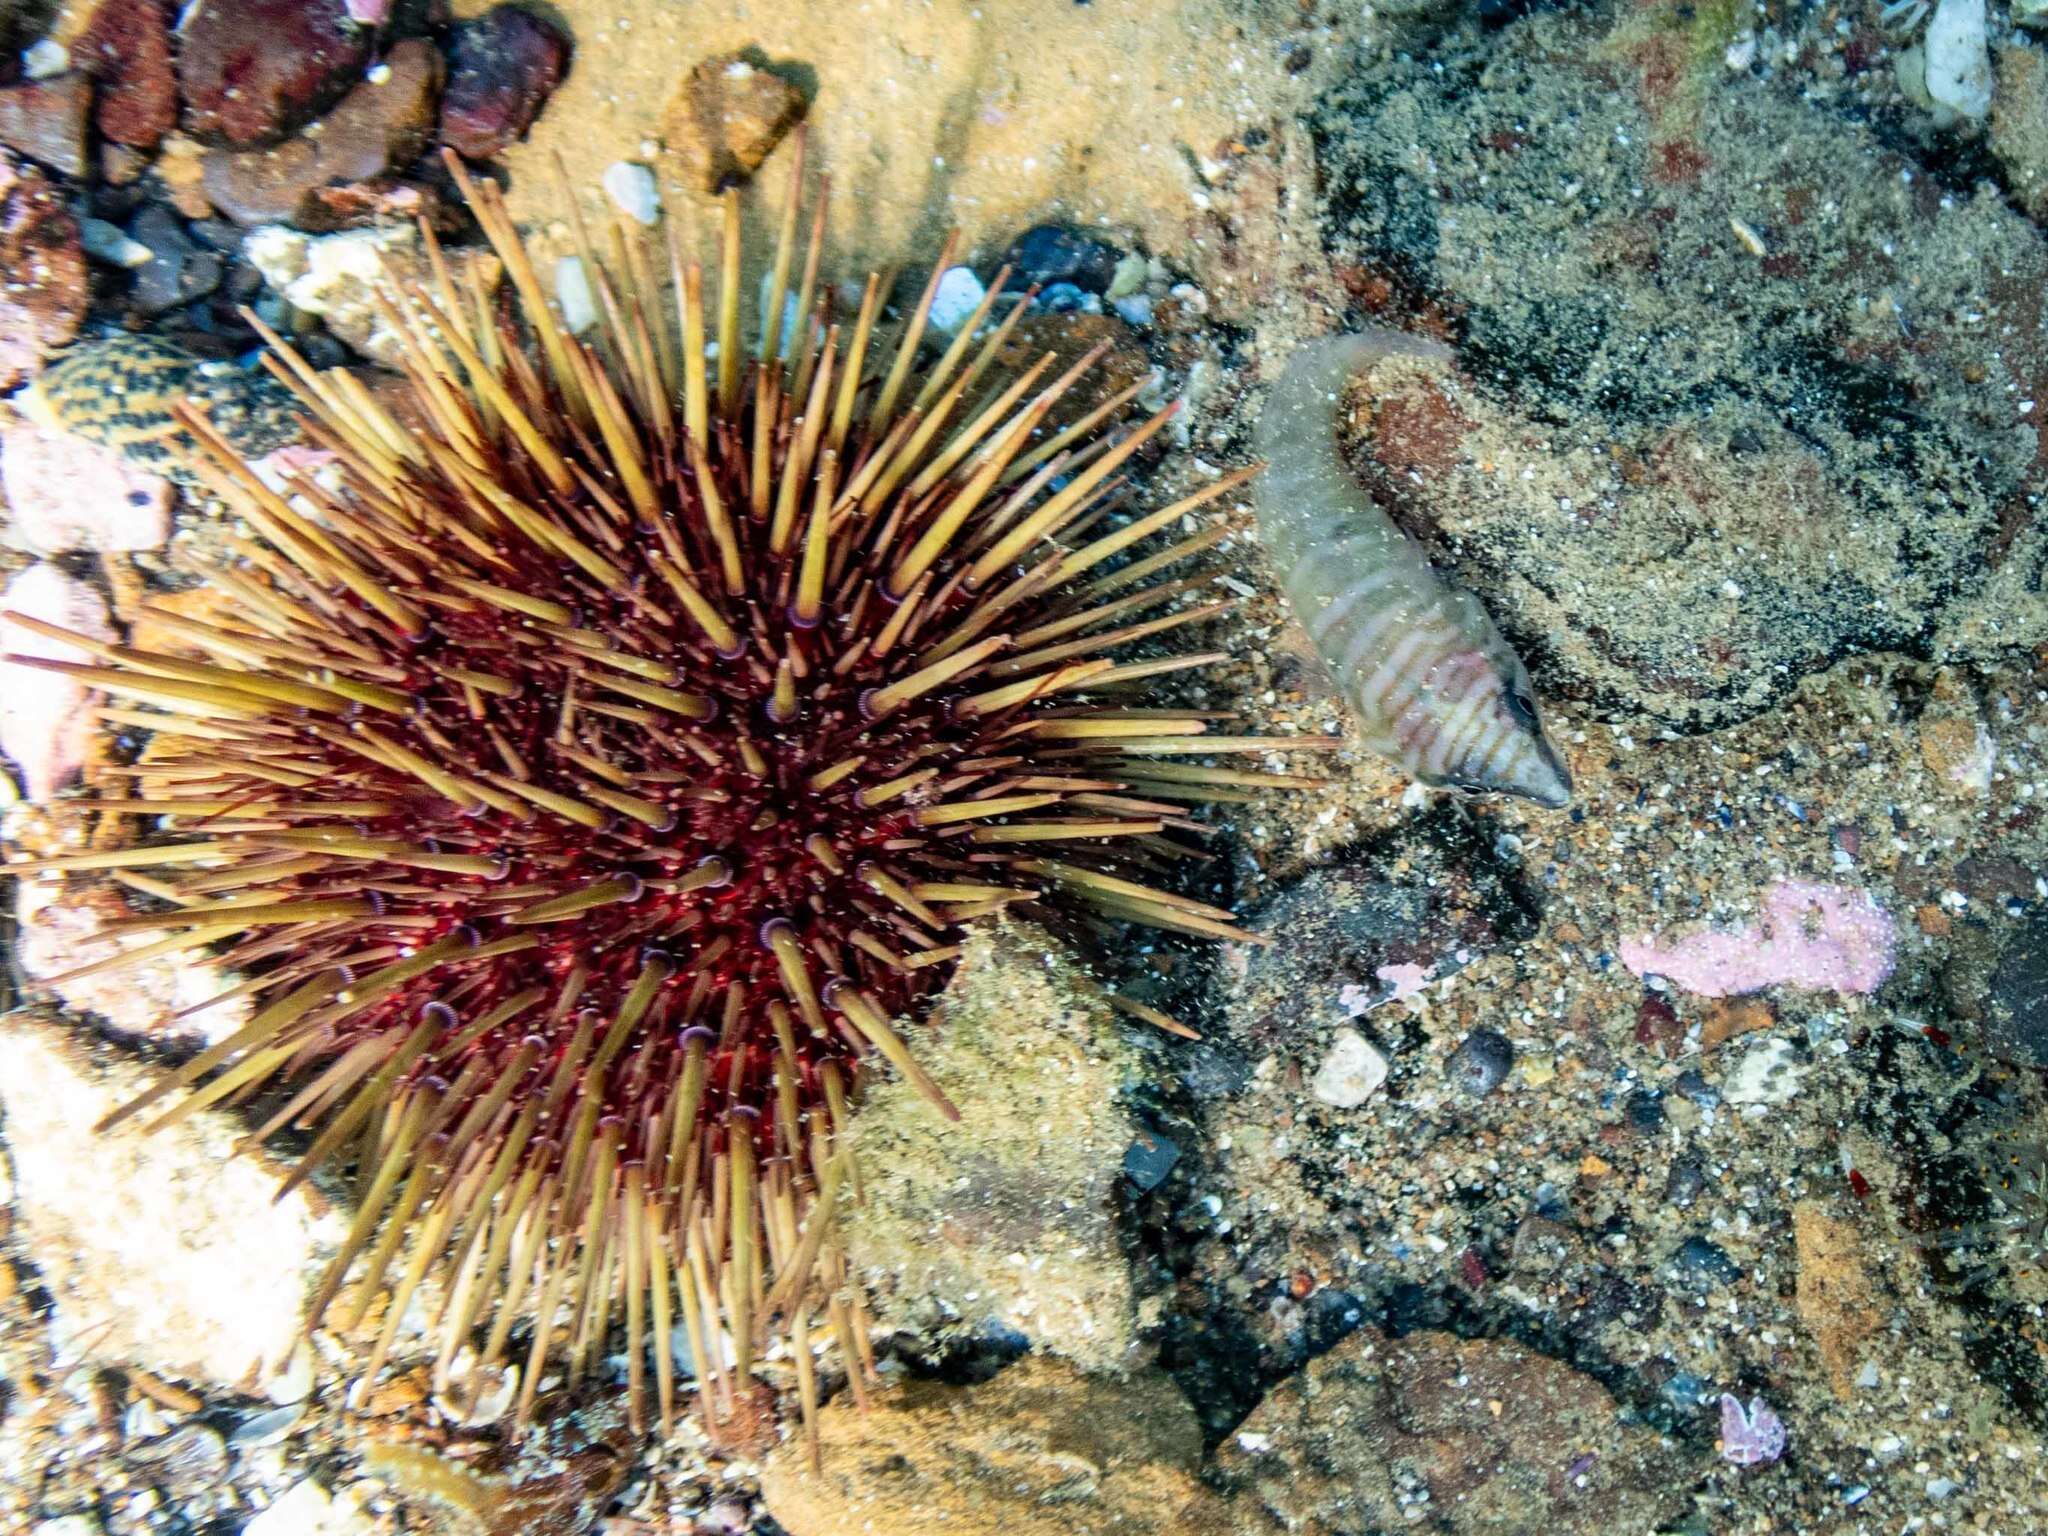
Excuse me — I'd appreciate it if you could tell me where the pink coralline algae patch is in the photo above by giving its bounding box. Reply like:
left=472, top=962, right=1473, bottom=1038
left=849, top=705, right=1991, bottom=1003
left=1618, top=880, right=1895, bottom=998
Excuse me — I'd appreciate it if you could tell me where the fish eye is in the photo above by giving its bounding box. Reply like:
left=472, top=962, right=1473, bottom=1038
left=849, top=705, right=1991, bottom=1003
left=1503, top=684, right=1540, bottom=730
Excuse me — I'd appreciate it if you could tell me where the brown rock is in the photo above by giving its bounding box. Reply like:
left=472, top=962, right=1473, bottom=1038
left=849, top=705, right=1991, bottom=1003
left=0, top=73, right=92, bottom=178
left=201, top=38, right=442, bottom=228
left=1793, top=1201, right=1884, bottom=1399
left=0, top=150, right=87, bottom=389
left=439, top=3, right=570, bottom=160
left=1699, top=994, right=1774, bottom=1050
left=154, top=131, right=214, bottom=217
left=177, top=0, right=372, bottom=147
left=1992, top=43, right=2048, bottom=223
left=660, top=52, right=807, bottom=193
left=76, top=0, right=176, bottom=150
left=760, top=1357, right=1230, bottom=1536
left=1213, top=1330, right=1692, bottom=1536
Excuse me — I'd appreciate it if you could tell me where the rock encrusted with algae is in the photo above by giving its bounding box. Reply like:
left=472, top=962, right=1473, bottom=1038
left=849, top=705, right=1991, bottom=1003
left=759, top=1356, right=1231, bottom=1536
left=841, top=921, right=1145, bottom=1372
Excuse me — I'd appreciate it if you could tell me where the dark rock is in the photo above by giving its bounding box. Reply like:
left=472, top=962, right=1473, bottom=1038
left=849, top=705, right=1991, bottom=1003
left=1986, top=910, right=2048, bottom=1068
left=1000, top=223, right=1124, bottom=294
left=0, top=74, right=92, bottom=178
left=660, top=52, right=808, bottom=193
left=126, top=205, right=220, bottom=316
left=76, top=0, right=177, bottom=151
left=1625, top=1087, right=1666, bottom=1132
left=1672, top=1068, right=1718, bottom=1107
left=178, top=0, right=373, bottom=148
left=1510, top=1214, right=1587, bottom=1276
left=1446, top=1028, right=1515, bottom=1096
left=1123, top=1128, right=1180, bottom=1191
left=1663, top=1158, right=1705, bottom=1208
left=201, top=39, right=442, bottom=228
left=0, top=150, right=87, bottom=390
left=438, top=4, right=569, bottom=159
left=1667, top=1235, right=1741, bottom=1289
left=1214, top=1329, right=1692, bottom=1534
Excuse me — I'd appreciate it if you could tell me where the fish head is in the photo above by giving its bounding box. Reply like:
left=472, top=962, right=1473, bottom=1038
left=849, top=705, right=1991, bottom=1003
left=1431, top=651, right=1573, bottom=808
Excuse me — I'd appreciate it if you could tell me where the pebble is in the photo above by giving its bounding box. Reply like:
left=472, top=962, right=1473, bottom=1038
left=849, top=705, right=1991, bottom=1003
left=126, top=203, right=222, bottom=315
left=1625, top=1088, right=1666, bottom=1131
left=928, top=264, right=987, bottom=332
left=1123, top=1129, right=1181, bottom=1192
left=176, top=0, right=373, bottom=147
left=22, top=39, right=69, bottom=79
left=1000, top=223, right=1124, bottom=293
left=660, top=53, right=808, bottom=192
left=244, top=221, right=501, bottom=365
left=1668, top=1236, right=1742, bottom=1288
left=556, top=254, right=598, bottom=334
left=1722, top=1036, right=1807, bottom=1106
left=242, top=1478, right=375, bottom=1536
left=439, top=4, right=571, bottom=160
left=1664, top=1158, right=1706, bottom=1207
left=1312, top=1028, right=1389, bottom=1109
left=0, top=72, right=91, bottom=177
left=1445, top=1028, right=1515, bottom=1096
left=76, top=0, right=178, bottom=151
left=78, top=216, right=154, bottom=267
left=200, top=37, right=442, bottom=229
left=602, top=159, right=660, bottom=226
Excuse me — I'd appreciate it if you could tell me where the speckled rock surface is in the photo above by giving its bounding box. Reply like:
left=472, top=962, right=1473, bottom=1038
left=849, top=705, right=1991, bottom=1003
left=841, top=922, right=1145, bottom=1372
left=1213, top=1329, right=1693, bottom=1535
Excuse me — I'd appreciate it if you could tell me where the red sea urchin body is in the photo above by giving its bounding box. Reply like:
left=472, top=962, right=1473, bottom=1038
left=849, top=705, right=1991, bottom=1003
left=2, top=142, right=1332, bottom=1441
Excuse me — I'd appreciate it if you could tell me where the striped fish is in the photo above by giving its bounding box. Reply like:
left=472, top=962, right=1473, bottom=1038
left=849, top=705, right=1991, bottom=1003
left=1253, top=328, right=1572, bottom=807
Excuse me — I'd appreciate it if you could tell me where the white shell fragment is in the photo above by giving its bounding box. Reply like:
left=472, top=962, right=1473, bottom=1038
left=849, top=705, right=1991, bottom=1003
left=1311, top=1028, right=1389, bottom=1109
left=602, top=160, right=661, bottom=227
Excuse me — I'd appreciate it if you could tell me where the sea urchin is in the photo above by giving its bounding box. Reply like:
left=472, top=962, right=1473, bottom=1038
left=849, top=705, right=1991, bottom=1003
left=4, top=142, right=1329, bottom=1443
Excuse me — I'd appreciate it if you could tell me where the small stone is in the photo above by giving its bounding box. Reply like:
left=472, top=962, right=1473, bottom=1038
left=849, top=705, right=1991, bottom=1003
left=660, top=52, right=808, bottom=193
left=1723, top=1035, right=1807, bottom=1105
left=554, top=253, right=597, bottom=334
left=0, top=421, right=174, bottom=555
left=601, top=160, right=659, bottom=226
left=76, top=0, right=177, bottom=151
left=0, top=1015, right=338, bottom=1388
left=1123, top=1129, right=1180, bottom=1192
left=1667, top=1235, right=1741, bottom=1290
left=126, top=203, right=222, bottom=315
left=200, top=38, right=442, bottom=229
left=1000, top=223, right=1124, bottom=294
left=0, top=73, right=92, bottom=177
left=928, top=264, right=987, bottom=332
left=100, top=141, right=149, bottom=184
left=1920, top=713, right=1995, bottom=794
left=1312, top=1028, right=1389, bottom=1108
left=1664, top=1157, right=1706, bottom=1207
left=243, top=221, right=501, bottom=365
left=1700, top=995, right=1775, bottom=1049
left=0, top=564, right=114, bottom=801
left=439, top=4, right=570, bottom=160
left=78, top=215, right=154, bottom=267
left=1624, top=1087, right=1666, bottom=1131
left=177, top=0, right=374, bottom=147
left=1445, top=1027, right=1514, bottom=1096
left=154, top=132, right=214, bottom=217
left=22, top=39, right=70, bottom=79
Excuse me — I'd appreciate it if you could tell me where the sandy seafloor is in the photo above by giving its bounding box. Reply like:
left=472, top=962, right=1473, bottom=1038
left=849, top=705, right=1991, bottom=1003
left=3, top=0, right=2048, bottom=1532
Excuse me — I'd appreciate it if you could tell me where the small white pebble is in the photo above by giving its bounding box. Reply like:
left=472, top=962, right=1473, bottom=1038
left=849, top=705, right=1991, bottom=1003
left=78, top=218, right=155, bottom=269
left=927, top=266, right=987, bottom=333
left=602, top=161, right=660, bottom=227
left=554, top=255, right=598, bottom=335
left=1311, top=1029, right=1388, bottom=1109
left=22, top=38, right=68, bottom=78
left=365, top=62, right=392, bottom=85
